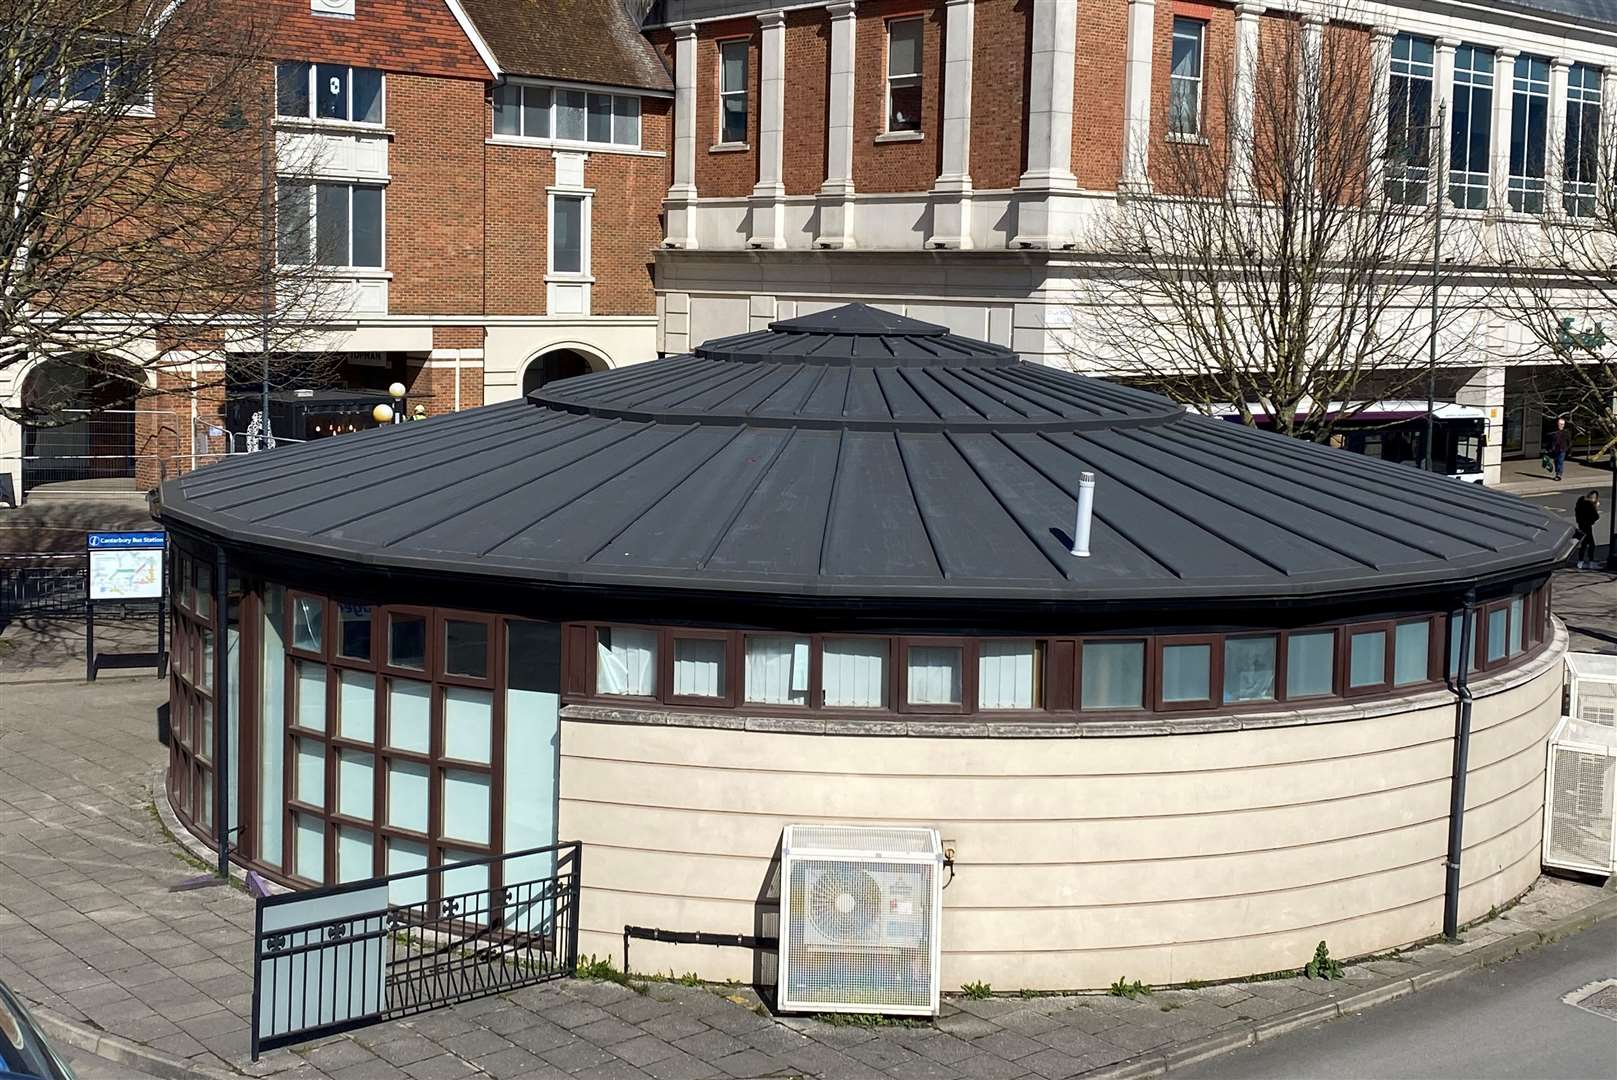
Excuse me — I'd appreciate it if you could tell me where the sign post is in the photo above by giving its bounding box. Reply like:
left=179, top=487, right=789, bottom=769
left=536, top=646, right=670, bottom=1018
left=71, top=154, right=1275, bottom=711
left=85, top=531, right=167, bottom=681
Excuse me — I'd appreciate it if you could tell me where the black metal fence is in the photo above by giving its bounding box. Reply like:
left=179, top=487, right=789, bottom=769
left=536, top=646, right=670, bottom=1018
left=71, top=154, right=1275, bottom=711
left=251, top=842, right=581, bottom=1060
left=0, top=555, right=89, bottom=618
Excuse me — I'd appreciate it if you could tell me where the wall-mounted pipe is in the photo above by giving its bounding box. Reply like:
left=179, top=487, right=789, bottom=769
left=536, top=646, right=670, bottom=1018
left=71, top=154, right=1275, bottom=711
left=1443, top=590, right=1477, bottom=941
left=1071, top=472, right=1096, bottom=557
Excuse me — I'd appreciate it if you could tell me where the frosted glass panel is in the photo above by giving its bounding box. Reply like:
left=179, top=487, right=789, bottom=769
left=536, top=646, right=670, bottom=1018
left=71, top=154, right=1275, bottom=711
left=1286, top=631, right=1335, bottom=697
left=337, top=826, right=373, bottom=883
left=294, top=813, right=324, bottom=882
left=822, top=639, right=887, bottom=708
left=506, top=620, right=560, bottom=905
left=673, top=638, right=726, bottom=698
left=387, top=679, right=430, bottom=752
left=906, top=646, right=962, bottom=706
left=1394, top=621, right=1430, bottom=686
left=1449, top=612, right=1478, bottom=676
left=596, top=627, right=657, bottom=696
left=337, top=750, right=374, bottom=821
left=1082, top=641, right=1144, bottom=710
left=1349, top=631, right=1387, bottom=687
left=387, top=760, right=429, bottom=833
left=443, top=687, right=493, bottom=764
left=441, top=849, right=489, bottom=922
left=292, top=596, right=323, bottom=652
left=259, top=586, right=285, bottom=867
left=295, top=737, right=325, bottom=808
left=1223, top=636, right=1276, bottom=703
left=744, top=636, right=809, bottom=705
left=442, top=769, right=490, bottom=845
left=1487, top=607, right=1508, bottom=662
left=1508, top=597, right=1524, bottom=656
left=339, top=671, right=375, bottom=743
left=387, top=839, right=428, bottom=908
left=979, top=641, right=1037, bottom=710
left=1161, top=644, right=1211, bottom=702
left=294, top=661, right=326, bottom=731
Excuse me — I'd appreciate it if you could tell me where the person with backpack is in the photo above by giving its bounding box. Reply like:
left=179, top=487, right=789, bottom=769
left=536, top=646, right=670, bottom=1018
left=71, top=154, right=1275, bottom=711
left=1574, top=490, right=1602, bottom=569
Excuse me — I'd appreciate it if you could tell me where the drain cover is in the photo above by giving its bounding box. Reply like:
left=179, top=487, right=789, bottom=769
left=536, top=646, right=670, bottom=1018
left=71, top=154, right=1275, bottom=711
left=1563, top=979, right=1617, bottom=1022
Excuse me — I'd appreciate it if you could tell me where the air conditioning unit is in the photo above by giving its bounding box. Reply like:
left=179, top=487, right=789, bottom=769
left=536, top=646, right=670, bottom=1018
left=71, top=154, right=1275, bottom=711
left=1543, top=715, right=1617, bottom=876
left=778, top=825, right=943, bottom=1016
left=1567, top=652, right=1617, bottom=727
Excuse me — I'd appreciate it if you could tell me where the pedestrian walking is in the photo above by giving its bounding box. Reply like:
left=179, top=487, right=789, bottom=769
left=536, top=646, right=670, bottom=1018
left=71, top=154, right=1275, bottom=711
left=1548, top=417, right=1572, bottom=481
left=1574, top=489, right=1601, bottom=569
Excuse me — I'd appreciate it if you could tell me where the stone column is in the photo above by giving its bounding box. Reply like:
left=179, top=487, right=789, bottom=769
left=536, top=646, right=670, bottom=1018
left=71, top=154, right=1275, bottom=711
left=1456, top=363, right=1505, bottom=485
left=929, top=0, right=976, bottom=249
left=1489, top=48, right=1518, bottom=212
left=665, top=22, right=700, bottom=248
left=1119, top=0, right=1154, bottom=193
left=1294, top=13, right=1326, bottom=190
left=749, top=11, right=787, bottom=248
left=1366, top=24, right=1395, bottom=204
left=1013, top=0, right=1078, bottom=247
left=1602, top=68, right=1617, bottom=183
left=816, top=1, right=859, bottom=249
left=1432, top=38, right=1458, bottom=206
left=1228, top=2, right=1264, bottom=197
left=1545, top=58, right=1570, bottom=213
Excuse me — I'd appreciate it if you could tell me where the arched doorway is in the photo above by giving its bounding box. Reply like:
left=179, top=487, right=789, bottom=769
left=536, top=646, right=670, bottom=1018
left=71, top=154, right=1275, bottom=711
left=521, top=349, right=602, bottom=396
left=20, top=356, right=141, bottom=492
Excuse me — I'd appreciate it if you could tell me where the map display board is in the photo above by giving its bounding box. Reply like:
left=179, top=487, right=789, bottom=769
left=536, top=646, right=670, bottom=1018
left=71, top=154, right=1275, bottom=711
left=87, top=532, right=165, bottom=601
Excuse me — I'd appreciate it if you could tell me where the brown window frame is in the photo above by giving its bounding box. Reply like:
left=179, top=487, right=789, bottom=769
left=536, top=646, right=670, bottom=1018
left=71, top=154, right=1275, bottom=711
left=1279, top=626, right=1340, bottom=701
left=898, top=637, right=973, bottom=715
left=587, top=622, right=664, bottom=702
left=818, top=633, right=895, bottom=711
left=1075, top=637, right=1150, bottom=713
left=738, top=632, right=817, bottom=711
left=666, top=627, right=738, bottom=707
left=973, top=637, right=1047, bottom=714
left=1343, top=621, right=1393, bottom=696
left=1220, top=631, right=1282, bottom=707
left=1152, top=634, right=1220, bottom=712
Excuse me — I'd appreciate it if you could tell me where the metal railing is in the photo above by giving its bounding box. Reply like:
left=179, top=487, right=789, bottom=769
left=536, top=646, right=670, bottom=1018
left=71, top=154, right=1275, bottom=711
left=0, top=554, right=89, bottom=618
left=251, top=842, right=581, bottom=1060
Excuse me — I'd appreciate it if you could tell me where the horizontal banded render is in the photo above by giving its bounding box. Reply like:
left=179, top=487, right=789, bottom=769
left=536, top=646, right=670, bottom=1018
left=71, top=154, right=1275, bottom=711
left=556, top=639, right=1562, bottom=989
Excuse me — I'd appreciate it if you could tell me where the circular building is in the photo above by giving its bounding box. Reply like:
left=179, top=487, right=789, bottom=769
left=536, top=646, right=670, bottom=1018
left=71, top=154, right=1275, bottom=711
left=156, top=305, right=1572, bottom=991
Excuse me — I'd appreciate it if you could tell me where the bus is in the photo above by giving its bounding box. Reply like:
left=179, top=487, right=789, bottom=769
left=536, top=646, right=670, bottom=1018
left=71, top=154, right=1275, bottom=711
left=1214, top=401, right=1489, bottom=484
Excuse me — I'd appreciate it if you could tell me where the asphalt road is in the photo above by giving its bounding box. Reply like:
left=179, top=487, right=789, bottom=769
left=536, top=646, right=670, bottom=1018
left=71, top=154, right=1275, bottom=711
left=1180, top=917, right=1617, bottom=1080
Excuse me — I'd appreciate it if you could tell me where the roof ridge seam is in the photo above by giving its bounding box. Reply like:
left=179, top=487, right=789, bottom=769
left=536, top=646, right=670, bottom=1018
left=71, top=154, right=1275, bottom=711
left=695, top=426, right=801, bottom=571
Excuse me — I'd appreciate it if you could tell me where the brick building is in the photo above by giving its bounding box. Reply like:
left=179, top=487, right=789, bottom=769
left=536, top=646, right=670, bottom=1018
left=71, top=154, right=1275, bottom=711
left=0, top=0, right=672, bottom=499
left=646, top=0, right=1617, bottom=484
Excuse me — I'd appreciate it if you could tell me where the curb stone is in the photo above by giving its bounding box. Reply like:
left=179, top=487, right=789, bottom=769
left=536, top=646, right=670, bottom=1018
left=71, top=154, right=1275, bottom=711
left=1081, top=891, right=1617, bottom=1079
left=29, top=1002, right=238, bottom=1080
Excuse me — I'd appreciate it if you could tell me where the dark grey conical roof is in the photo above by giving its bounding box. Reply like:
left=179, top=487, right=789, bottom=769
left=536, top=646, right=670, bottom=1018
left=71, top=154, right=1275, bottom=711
left=158, top=305, right=1570, bottom=603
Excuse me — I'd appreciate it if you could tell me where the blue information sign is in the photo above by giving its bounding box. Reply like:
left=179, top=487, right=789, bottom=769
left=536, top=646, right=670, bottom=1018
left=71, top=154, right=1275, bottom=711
left=88, top=531, right=166, bottom=550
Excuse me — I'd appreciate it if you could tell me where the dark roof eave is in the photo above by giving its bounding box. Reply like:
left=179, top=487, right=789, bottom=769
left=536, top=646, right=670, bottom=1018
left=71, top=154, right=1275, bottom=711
left=156, top=495, right=1572, bottom=608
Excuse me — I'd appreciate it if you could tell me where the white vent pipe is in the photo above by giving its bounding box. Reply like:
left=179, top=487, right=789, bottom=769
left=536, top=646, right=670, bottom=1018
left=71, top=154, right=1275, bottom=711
left=1071, top=472, right=1095, bottom=557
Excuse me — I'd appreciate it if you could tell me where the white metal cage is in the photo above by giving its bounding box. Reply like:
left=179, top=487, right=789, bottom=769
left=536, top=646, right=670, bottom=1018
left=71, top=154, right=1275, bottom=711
left=1567, top=652, right=1617, bottom=728
left=1543, top=715, right=1617, bottom=877
left=777, top=824, right=943, bottom=1016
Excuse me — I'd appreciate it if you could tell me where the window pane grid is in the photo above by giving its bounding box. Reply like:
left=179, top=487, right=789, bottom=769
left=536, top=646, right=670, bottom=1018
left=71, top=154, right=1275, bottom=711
left=719, top=40, right=748, bottom=144
left=277, top=184, right=383, bottom=269
left=1169, top=18, right=1205, bottom=137
left=886, top=18, right=923, bottom=133
left=1508, top=55, right=1550, bottom=213
left=1449, top=45, right=1495, bottom=209
left=275, top=62, right=384, bottom=125
left=1564, top=64, right=1601, bottom=216
left=495, top=82, right=638, bottom=147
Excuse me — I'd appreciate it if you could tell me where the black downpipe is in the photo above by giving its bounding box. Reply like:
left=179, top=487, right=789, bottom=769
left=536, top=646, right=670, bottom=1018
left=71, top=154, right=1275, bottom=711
left=214, top=545, right=230, bottom=879
left=1443, top=591, right=1478, bottom=941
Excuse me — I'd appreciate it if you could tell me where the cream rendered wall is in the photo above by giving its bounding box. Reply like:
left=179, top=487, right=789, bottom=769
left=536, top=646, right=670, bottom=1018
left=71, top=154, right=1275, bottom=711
left=557, top=635, right=1564, bottom=990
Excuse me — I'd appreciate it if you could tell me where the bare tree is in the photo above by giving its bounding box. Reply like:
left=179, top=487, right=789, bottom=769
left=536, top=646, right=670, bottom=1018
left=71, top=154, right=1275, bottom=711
left=0, top=0, right=340, bottom=427
left=1067, top=4, right=1486, bottom=444
left=1498, top=135, right=1617, bottom=460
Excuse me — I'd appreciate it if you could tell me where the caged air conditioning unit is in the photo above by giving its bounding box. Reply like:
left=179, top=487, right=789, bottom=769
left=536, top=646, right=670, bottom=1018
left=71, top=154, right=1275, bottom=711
left=1566, top=652, right=1617, bottom=727
left=778, top=825, right=943, bottom=1016
left=1543, top=715, right=1617, bottom=877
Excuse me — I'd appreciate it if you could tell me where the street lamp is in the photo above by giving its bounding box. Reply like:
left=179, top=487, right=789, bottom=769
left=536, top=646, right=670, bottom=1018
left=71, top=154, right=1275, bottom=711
left=388, top=382, right=406, bottom=425
left=1424, top=100, right=1448, bottom=476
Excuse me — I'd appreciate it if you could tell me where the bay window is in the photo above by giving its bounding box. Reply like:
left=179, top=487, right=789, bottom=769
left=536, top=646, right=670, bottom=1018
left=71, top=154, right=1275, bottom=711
left=277, top=183, right=384, bottom=269
left=1169, top=18, right=1206, bottom=138
left=1565, top=64, right=1601, bottom=217
left=1449, top=45, right=1494, bottom=209
left=885, top=18, right=923, bottom=133
left=493, top=82, right=641, bottom=148
left=276, top=62, right=384, bottom=125
left=1386, top=33, right=1435, bottom=206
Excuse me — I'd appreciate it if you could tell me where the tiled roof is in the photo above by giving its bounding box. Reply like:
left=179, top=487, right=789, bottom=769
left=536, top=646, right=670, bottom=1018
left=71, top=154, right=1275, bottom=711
left=159, top=306, right=1571, bottom=606
left=457, top=0, right=672, bottom=90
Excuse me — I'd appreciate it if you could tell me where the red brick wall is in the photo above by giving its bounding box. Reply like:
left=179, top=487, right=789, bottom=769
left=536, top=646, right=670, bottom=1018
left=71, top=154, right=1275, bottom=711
left=1073, top=0, right=1127, bottom=189
left=136, top=373, right=226, bottom=487
left=432, top=327, right=483, bottom=349
left=971, top=0, right=1031, bottom=189
left=388, top=74, right=488, bottom=315
left=783, top=11, right=831, bottom=197
left=588, top=116, right=669, bottom=314
left=695, top=20, right=759, bottom=197
left=852, top=1, right=944, bottom=194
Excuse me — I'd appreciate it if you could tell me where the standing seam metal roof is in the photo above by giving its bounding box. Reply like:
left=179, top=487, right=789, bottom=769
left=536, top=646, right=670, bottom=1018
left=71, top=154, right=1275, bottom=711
left=159, top=305, right=1570, bottom=603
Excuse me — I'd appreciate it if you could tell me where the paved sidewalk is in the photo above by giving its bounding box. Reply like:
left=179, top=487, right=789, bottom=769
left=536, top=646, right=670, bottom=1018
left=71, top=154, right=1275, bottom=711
left=2, top=654, right=1614, bottom=1080
left=1494, top=457, right=1611, bottom=497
